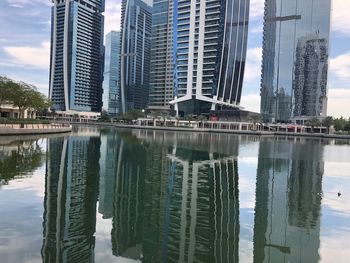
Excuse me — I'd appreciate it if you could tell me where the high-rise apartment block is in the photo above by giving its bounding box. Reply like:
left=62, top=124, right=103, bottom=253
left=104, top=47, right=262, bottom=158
left=49, top=0, right=105, bottom=113
left=148, top=0, right=174, bottom=111
left=170, top=0, right=250, bottom=116
left=102, top=31, right=121, bottom=116
left=120, top=0, right=152, bottom=114
left=260, top=0, right=331, bottom=123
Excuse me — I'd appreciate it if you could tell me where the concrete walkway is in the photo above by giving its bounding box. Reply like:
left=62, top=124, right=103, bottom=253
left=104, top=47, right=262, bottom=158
left=0, top=124, right=72, bottom=136
left=111, top=124, right=350, bottom=140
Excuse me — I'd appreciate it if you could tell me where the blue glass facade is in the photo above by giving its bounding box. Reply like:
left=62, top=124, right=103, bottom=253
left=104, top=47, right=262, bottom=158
left=49, top=0, right=105, bottom=113
left=120, top=0, right=152, bottom=113
left=102, top=31, right=121, bottom=116
left=260, top=0, right=331, bottom=123
left=170, top=0, right=250, bottom=116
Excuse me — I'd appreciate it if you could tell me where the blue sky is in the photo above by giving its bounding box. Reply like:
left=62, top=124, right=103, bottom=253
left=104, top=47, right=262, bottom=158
left=0, top=0, right=349, bottom=116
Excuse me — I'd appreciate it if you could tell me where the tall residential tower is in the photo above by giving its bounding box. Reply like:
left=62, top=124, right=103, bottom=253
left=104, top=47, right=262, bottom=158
left=49, top=0, right=105, bottom=114
left=148, top=0, right=174, bottom=112
left=170, top=0, right=250, bottom=116
left=260, top=0, right=331, bottom=123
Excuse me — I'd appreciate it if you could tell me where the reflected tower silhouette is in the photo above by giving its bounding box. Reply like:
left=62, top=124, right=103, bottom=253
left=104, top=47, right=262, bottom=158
left=111, top=133, right=147, bottom=259
left=110, top=130, right=242, bottom=263
left=163, top=152, right=240, bottom=263
left=98, top=129, right=119, bottom=219
left=254, top=138, right=324, bottom=263
left=41, top=135, right=100, bottom=263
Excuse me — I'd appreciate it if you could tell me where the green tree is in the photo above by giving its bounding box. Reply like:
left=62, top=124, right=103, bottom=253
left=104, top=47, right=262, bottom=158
left=249, top=115, right=262, bottom=131
left=344, top=118, right=350, bottom=133
left=98, top=111, right=111, bottom=122
left=0, top=77, right=17, bottom=115
left=322, top=116, right=334, bottom=134
left=334, top=117, right=346, bottom=132
left=10, top=82, right=35, bottom=118
left=306, top=117, right=321, bottom=133
left=0, top=77, right=51, bottom=118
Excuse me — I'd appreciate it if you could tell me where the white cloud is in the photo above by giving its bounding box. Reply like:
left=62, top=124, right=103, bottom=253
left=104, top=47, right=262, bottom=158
left=332, top=0, right=350, bottom=36
left=6, top=0, right=50, bottom=8
left=244, top=47, right=262, bottom=84
left=104, top=0, right=121, bottom=36
left=241, top=94, right=261, bottom=113
left=330, top=52, right=350, bottom=83
left=327, top=88, right=350, bottom=117
left=249, top=0, right=265, bottom=20
left=250, top=25, right=263, bottom=34
left=2, top=71, right=49, bottom=95
left=3, top=41, right=50, bottom=69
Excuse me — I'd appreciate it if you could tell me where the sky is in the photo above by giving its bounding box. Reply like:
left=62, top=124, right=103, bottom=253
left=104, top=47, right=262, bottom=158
left=0, top=0, right=349, bottom=117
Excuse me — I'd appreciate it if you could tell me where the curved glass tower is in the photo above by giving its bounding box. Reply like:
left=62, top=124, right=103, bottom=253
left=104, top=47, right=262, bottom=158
left=49, top=0, right=105, bottom=113
left=120, top=0, right=152, bottom=114
left=170, top=0, right=250, bottom=116
left=260, top=0, right=331, bottom=123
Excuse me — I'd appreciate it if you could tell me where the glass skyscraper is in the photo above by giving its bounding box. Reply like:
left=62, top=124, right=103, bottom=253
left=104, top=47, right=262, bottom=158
left=170, top=0, right=250, bottom=116
left=148, top=0, right=174, bottom=111
left=49, top=0, right=105, bottom=113
left=120, top=0, right=152, bottom=113
left=260, top=0, right=331, bottom=123
left=102, top=31, right=121, bottom=116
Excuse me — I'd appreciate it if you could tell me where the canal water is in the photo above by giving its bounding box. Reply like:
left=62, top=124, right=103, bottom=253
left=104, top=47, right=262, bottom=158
left=0, top=126, right=350, bottom=263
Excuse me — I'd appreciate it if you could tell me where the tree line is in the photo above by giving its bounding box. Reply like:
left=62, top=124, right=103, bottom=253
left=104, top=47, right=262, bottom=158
left=333, top=117, right=350, bottom=133
left=304, top=116, right=350, bottom=133
left=0, top=76, right=51, bottom=118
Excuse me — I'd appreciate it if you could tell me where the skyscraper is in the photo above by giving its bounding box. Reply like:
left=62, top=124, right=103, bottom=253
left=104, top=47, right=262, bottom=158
left=170, top=0, right=250, bottom=116
left=120, top=0, right=152, bottom=113
left=49, top=0, right=105, bottom=113
left=102, top=31, right=121, bottom=116
left=260, top=0, right=331, bottom=123
left=148, top=0, right=174, bottom=112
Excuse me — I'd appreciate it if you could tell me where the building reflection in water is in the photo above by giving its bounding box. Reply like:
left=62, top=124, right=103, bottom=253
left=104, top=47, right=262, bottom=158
left=110, top=130, right=241, bottom=263
left=98, top=129, right=119, bottom=219
left=254, top=137, right=324, bottom=263
left=41, top=134, right=101, bottom=263
left=111, top=131, right=147, bottom=259
left=40, top=128, right=325, bottom=263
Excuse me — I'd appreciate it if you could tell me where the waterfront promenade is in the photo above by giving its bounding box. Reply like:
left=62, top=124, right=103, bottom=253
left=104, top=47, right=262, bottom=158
left=0, top=123, right=72, bottom=135
left=112, top=123, right=350, bottom=140
left=65, top=119, right=350, bottom=140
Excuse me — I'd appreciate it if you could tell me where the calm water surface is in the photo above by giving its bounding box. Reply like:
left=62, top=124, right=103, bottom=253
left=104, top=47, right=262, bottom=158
left=0, top=126, right=350, bottom=263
